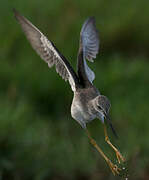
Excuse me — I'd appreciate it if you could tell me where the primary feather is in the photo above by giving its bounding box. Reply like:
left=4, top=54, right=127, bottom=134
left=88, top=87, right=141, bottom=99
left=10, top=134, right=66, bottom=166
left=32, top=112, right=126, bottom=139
left=13, top=9, right=79, bottom=91
left=80, top=17, right=99, bottom=62
left=80, top=17, right=99, bottom=83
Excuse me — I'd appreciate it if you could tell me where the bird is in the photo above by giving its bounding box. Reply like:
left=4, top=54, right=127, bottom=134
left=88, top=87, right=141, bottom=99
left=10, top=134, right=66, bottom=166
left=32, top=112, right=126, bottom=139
left=13, top=9, right=125, bottom=175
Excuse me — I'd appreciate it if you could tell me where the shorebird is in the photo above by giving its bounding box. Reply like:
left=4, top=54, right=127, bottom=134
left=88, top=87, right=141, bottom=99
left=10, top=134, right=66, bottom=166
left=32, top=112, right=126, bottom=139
left=13, top=9, right=125, bottom=175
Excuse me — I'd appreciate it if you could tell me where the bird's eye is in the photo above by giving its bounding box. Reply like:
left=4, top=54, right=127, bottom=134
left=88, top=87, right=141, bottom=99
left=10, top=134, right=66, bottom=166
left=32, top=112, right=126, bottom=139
left=97, top=105, right=102, bottom=110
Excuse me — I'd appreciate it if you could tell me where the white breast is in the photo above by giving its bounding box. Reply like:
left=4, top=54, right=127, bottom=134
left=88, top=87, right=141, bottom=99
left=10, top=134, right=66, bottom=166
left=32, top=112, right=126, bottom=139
left=71, top=101, right=96, bottom=129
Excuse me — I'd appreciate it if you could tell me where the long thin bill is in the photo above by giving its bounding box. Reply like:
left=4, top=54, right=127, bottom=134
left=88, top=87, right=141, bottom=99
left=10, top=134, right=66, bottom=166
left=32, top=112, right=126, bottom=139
left=105, top=115, right=118, bottom=139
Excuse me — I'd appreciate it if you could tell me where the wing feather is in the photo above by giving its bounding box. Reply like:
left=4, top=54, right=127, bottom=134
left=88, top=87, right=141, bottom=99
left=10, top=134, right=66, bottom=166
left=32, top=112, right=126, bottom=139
left=13, top=9, right=79, bottom=91
left=79, top=17, right=99, bottom=83
left=81, top=17, right=99, bottom=62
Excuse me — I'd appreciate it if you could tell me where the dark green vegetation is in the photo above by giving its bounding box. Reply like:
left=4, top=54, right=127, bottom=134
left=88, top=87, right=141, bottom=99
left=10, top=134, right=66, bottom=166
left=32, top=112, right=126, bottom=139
left=0, top=0, right=149, bottom=179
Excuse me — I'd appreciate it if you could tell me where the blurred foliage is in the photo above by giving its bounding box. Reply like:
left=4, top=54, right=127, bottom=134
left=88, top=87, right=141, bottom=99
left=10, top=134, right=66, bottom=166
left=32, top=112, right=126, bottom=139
left=0, top=0, right=149, bottom=180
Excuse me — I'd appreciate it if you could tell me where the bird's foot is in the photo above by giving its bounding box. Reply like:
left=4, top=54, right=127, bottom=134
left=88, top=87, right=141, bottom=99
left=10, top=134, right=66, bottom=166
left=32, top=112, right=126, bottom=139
left=104, top=135, right=125, bottom=164
left=115, top=150, right=125, bottom=164
left=107, top=159, right=121, bottom=176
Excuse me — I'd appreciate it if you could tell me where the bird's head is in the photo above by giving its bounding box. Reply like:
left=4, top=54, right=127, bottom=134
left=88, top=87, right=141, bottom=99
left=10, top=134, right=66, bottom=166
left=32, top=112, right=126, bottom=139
left=93, top=95, right=118, bottom=138
left=93, top=95, right=111, bottom=122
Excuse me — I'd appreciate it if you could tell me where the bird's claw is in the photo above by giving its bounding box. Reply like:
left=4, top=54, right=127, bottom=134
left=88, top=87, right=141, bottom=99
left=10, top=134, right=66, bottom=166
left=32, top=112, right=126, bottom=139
left=108, top=160, right=121, bottom=176
left=116, top=151, right=125, bottom=164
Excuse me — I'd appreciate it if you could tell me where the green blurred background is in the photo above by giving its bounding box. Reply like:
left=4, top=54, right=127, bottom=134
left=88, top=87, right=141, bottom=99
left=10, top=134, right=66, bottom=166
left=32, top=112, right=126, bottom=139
left=0, top=0, right=149, bottom=179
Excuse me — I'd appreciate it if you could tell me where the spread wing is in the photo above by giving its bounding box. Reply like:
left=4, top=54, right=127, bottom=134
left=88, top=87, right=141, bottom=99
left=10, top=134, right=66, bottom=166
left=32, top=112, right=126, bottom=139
left=13, top=9, right=79, bottom=91
left=78, top=17, right=99, bottom=83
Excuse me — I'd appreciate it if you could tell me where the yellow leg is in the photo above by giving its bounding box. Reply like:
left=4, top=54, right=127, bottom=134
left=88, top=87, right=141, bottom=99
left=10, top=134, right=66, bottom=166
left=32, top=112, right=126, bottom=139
left=104, top=124, right=125, bottom=164
left=86, top=129, right=121, bottom=175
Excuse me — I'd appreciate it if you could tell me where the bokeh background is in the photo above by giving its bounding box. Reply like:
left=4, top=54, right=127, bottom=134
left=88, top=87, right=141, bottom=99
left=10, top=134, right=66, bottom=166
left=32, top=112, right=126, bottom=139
left=0, top=0, right=149, bottom=179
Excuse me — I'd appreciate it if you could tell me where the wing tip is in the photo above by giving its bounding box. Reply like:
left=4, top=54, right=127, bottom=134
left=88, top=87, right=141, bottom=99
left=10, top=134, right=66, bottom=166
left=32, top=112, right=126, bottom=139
left=13, top=8, right=26, bottom=25
left=85, top=16, right=96, bottom=27
left=81, top=16, right=98, bottom=35
left=88, top=16, right=96, bottom=23
left=13, top=9, right=29, bottom=26
left=80, top=16, right=99, bottom=61
left=12, top=8, right=17, bottom=14
left=13, top=8, right=20, bottom=20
